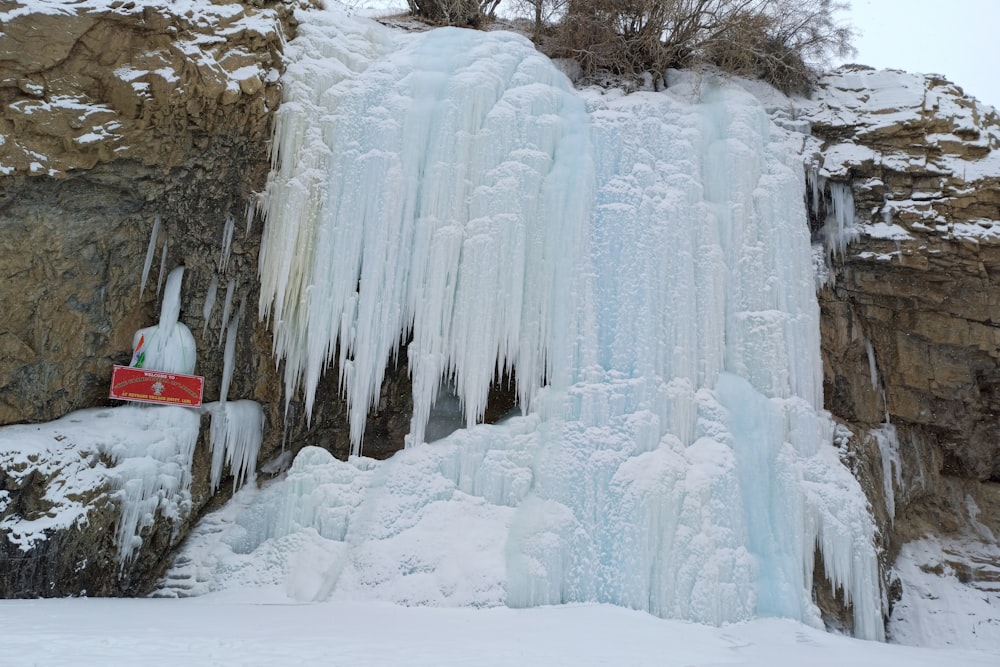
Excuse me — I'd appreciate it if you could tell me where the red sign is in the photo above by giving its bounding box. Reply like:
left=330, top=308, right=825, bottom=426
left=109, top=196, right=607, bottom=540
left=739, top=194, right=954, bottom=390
left=109, top=365, right=205, bottom=408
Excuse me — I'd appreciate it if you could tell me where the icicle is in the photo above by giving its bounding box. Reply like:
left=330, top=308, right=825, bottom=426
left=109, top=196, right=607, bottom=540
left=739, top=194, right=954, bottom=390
left=871, top=424, right=902, bottom=523
left=220, top=297, right=245, bottom=405
left=882, top=195, right=894, bottom=226
left=208, top=400, right=265, bottom=494
left=219, top=214, right=236, bottom=272
left=218, top=279, right=235, bottom=346
left=864, top=338, right=879, bottom=390
left=805, top=164, right=824, bottom=218
left=244, top=200, right=256, bottom=236
left=139, top=214, right=161, bottom=297
left=155, top=239, right=169, bottom=300
left=202, top=275, right=219, bottom=336
left=825, top=182, right=858, bottom=258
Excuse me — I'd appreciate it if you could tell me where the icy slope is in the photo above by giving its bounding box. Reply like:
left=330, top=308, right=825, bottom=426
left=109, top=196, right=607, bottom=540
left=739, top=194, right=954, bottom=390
left=174, top=6, right=883, bottom=639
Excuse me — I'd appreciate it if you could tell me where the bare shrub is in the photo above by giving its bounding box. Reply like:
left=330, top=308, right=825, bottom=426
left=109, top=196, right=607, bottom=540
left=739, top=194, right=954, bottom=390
left=508, top=0, right=570, bottom=40
left=407, top=0, right=502, bottom=26
left=550, top=0, right=854, bottom=92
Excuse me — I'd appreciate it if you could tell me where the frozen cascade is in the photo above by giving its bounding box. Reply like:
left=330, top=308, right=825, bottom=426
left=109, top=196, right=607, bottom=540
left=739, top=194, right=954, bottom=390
left=131, top=266, right=196, bottom=375
left=257, top=18, right=588, bottom=450
left=177, top=6, right=884, bottom=640
left=108, top=406, right=201, bottom=565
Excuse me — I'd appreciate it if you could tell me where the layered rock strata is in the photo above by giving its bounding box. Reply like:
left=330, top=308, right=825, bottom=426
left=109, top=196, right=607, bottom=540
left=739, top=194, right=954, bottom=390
left=806, top=66, right=1000, bottom=633
left=0, top=0, right=295, bottom=596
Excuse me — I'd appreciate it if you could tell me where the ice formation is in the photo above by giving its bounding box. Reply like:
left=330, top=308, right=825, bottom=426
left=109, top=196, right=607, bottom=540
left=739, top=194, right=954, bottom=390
left=257, top=20, right=587, bottom=448
left=202, top=274, right=218, bottom=336
left=865, top=337, right=880, bottom=390
left=207, top=295, right=263, bottom=494
left=219, top=297, right=244, bottom=404
left=208, top=400, right=265, bottom=494
left=220, top=213, right=236, bottom=272
left=218, top=279, right=235, bottom=346
left=175, top=6, right=885, bottom=640
left=139, top=213, right=161, bottom=297
left=155, top=239, right=169, bottom=299
left=872, top=424, right=902, bottom=522
left=0, top=405, right=201, bottom=566
left=131, top=266, right=197, bottom=374
left=106, top=406, right=201, bottom=564
left=806, top=167, right=859, bottom=262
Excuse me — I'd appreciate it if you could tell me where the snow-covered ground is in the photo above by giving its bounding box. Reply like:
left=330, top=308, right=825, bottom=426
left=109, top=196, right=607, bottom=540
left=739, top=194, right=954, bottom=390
left=2, top=597, right=996, bottom=667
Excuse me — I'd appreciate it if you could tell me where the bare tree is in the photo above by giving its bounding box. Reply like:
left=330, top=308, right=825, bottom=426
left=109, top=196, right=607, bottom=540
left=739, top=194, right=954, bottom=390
left=407, top=0, right=503, bottom=26
left=551, top=0, right=854, bottom=92
left=509, top=0, right=570, bottom=39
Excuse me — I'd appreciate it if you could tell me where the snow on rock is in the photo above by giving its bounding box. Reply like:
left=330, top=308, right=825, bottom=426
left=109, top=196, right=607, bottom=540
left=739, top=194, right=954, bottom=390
left=889, top=534, right=1000, bottom=650
left=0, top=0, right=289, bottom=175
left=0, top=405, right=201, bottom=566
left=170, top=5, right=885, bottom=639
left=803, top=65, right=1000, bottom=257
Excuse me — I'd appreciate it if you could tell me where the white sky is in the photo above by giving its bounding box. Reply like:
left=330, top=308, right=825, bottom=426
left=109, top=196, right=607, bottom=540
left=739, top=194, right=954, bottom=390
left=840, top=0, right=999, bottom=108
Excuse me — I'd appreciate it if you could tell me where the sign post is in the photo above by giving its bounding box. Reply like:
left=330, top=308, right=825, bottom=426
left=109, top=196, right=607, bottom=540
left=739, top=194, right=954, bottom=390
left=109, top=365, right=205, bottom=408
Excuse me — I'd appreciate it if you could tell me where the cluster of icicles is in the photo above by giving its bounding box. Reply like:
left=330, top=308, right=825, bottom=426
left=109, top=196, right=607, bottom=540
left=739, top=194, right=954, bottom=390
left=239, top=8, right=887, bottom=640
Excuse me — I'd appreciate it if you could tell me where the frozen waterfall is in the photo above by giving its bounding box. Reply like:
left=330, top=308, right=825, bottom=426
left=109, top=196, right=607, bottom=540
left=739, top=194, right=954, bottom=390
left=178, top=6, right=884, bottom=640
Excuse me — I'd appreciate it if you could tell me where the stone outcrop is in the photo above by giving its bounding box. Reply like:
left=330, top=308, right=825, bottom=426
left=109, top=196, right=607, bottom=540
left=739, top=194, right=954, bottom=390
left=0, top=0, right=297, bottom=596
left=805, top=66, right=1000, bottom=627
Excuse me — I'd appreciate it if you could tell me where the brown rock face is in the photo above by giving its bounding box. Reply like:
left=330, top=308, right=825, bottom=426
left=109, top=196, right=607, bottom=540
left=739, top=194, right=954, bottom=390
left=0, top=0, right=297, bottom=597
left=806, top=66, right=1000, bottom=620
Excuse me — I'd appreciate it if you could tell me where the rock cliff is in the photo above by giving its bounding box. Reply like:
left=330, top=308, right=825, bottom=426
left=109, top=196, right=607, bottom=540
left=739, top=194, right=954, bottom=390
left=0, top=0, right=295, bottom=596
left=805, top=66, right=1000, bottom=638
